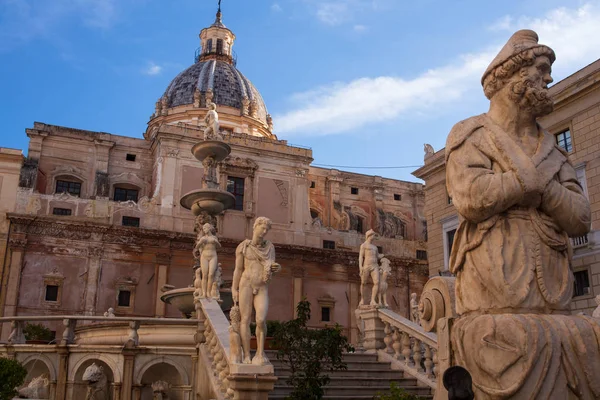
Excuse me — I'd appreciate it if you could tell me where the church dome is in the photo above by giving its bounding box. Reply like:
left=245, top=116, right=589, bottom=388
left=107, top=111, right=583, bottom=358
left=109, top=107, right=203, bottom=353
left=161, top=59, right=269, bottom=125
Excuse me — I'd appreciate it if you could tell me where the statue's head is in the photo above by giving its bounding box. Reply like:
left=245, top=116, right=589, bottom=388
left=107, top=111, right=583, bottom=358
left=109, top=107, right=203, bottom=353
left=482, top=29, right=555, bottom=117
left=365, top=229, right=378, bottom=241
left=595, top=294, right=600, bottom=306
left=253, top=216, right=272, bottom=237
left=202, top=223, right=215, bottom=235
left=411, top=292, right=417, bottom=300
left=207, top=102, right=217, bottom=111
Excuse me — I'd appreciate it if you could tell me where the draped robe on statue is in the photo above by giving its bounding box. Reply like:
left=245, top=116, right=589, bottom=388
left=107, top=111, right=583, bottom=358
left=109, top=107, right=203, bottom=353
left=446, top=114, right=600, bottom=399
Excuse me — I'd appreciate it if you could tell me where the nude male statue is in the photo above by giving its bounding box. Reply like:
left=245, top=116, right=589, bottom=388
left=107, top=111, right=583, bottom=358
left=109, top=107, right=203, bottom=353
left=232, top=216, right=281, bottom=365
left=203, top=101, right=222, bottom=140
left=358, top=229, right=384, bottom=306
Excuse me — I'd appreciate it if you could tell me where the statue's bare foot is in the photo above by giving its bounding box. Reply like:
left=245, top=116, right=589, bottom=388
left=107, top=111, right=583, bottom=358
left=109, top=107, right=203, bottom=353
left=252, top=353, right=270, bottom=366
left=359, top=300, right=364, bottom=306
left=370, top=300, right=378, bottom=306
left=243, top=357, right=252, bottom=364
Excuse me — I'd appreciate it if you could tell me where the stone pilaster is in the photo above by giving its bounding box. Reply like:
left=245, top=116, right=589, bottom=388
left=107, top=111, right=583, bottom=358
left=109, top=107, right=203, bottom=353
left=227, top=374, right=277, bottom=400
left=0, top=236, right=26, bottom=340
left=120, top=350, right=136, bottom=400
left=357, top=307, right=385, bottom=353
left=434, top=317, right=454, bottom=400
left=54, top=346, right=69, bottom=400
left=93, top=139, right=114, bottom=198
left=84, top=246, right=103, bottom=315
left=154, top=252, right=171, bottom=317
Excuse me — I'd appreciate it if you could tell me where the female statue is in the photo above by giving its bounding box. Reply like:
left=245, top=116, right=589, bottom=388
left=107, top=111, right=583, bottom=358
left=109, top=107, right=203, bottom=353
left=193, top=223, right=221, bottom=299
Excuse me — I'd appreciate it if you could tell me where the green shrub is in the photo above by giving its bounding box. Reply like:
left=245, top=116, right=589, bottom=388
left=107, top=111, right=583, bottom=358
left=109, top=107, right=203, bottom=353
left=23, top=323, right=54, bottom=342
left=272, top=299, right=354, bottom=400
left=374, top=382, right=426, bottom=400
left=0, top=358, right=27, bottom=400
left=249, top=320, right=282, bottom=337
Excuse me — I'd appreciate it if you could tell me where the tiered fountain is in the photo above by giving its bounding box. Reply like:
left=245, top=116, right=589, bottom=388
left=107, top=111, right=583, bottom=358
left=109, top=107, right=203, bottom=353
left=160, top=102, right=235, bottom=317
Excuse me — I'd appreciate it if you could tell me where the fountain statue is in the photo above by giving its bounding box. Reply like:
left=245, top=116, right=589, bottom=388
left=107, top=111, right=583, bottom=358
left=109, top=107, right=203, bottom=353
left=17, top=374, right=50, bottom=399
left=377, top=257, right=391, bottom=308
left=232, top=216, right=282, bottom=366
left=82, top=363, right=108, bottom=400
left=358, top=229, right=384, bottom=307
left=445, top=29, right=600, bottom=398
left=193, top=223, right=222, bottom=300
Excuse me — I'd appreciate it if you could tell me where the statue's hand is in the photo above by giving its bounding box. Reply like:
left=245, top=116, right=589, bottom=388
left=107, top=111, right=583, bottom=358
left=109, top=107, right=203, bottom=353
left=271, top=263, right=282, bottom=273
left=232, top=289, right=239, bottom=303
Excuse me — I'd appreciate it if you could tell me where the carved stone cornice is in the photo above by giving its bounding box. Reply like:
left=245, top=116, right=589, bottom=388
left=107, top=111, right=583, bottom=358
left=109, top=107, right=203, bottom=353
left=155, top=252, right=172, bottom=265
left=221, top=156, right=258, bottom=177
left=88, top=246, right=104, bottom=258
left=8, top=237, right=27, bottom=249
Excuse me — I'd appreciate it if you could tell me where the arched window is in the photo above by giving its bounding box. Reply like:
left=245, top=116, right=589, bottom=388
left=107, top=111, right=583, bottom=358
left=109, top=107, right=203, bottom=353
left=216, top=39, right=223, bottom=55
left=55, top=175, right=83, bottom=197
left=206, top=39, right=213, bottom=53
left=310, top=209, right=320, bottom=219
left=112, top=183, right=140, bottom=202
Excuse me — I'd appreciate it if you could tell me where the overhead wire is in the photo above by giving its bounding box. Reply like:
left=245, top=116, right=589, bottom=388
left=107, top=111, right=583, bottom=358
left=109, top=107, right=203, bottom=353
left=311, top=163, right=423, bottom=169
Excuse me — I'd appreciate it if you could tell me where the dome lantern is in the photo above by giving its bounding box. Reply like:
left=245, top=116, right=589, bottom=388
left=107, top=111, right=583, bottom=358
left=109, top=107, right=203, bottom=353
left=198, top=6, right=236, bottom=66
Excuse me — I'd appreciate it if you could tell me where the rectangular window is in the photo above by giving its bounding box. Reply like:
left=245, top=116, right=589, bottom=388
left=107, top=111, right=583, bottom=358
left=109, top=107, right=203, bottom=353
left=447, top=195, right=453, bottom=205
left=126, top=153, right=136, bottom=162
left=416, top=250, right=428, bottom=260
left=216, top=39, right=223, bottom=54
left=356, top=216, right=364, bottom=234
left=377, top=246, right=383, bottom=254
left=114, top=187, right=139, bottom=202
left=394, top=194, right=401, bottom=201
left=226, top=176, right=245, bottom=211
left=447, top=229, right=457, bottom=257
left=310, top=181, right=316, bottom=189
left=323, top=240, right=335, bottom=249
left=206, top=38, right=213, bottom=53
left=52, top=208, right=72, bottom=216
left=351, top=187, right=359, bottom=195
left=118, top=290, right=131, bottom=307
left=122, top=216, right=140, bottom=227
left=573, top=270, right=591, bottom=297
left=45, top=285, right=59, bottom=302
left=321, top=307, right=331, bottom=322
left=55, top=180, right=81, bottom=196
left=555, top=129, right=572, bottom=152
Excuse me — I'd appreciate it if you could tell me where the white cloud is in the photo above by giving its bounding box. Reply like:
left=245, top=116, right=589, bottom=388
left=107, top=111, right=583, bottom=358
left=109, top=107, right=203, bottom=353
left=310, top=0, right=374, bottom=26
left=353, top=24, right=367, bottom=33
left=271, top=3, right=282, bottom=12
left=143, top=61, right=162, bottom=76
left=275, top=2, right=600, bottom=136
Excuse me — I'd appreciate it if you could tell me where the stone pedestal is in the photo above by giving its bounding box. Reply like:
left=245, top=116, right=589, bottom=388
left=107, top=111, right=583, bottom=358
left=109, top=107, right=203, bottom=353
left=358, top=307, right=385, bottom=353
left=227, top=374, right=277, bottom=400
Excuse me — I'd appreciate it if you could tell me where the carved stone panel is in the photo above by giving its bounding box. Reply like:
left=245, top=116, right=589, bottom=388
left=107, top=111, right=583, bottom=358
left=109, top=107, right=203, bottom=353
left=19, top=158, right=38, bottom=189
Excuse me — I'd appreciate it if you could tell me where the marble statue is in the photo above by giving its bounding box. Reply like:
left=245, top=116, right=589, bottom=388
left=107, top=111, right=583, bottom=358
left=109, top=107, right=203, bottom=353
left=193, top=223, right=221, bottom=299
left=103, top=307, right=115, bottom=317
left=410, top=293, right=419, bottom=324
left=82, top=363, right=108, bottom=400
left=151, top=380, right=170, bottom=400
left=377, top=257, right=391, bottom=308
left=229, top=304, right=243, bottom=364
left=446, top=29, right=600, bottom=399
left=358, top=229, right=384, bottom=307
left=17, top=374, right=50, bottom=399
left=424, top=143, right=434, bottom=158
left=593, top=295, right=600, bottom=319
left=210, top=263, right=223, bottom=301
left=232, top=216, right=282, bottom=365
left=202, top=156, right=219, bottom=189
left=204, top=102, right=223, bottom=140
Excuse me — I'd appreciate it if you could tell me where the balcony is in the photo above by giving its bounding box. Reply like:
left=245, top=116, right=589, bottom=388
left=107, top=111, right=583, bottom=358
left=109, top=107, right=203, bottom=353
left=571, top=234, right=589, bottom=249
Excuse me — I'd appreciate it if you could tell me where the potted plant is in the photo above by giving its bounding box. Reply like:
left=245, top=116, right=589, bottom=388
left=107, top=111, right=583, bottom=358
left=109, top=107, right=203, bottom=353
left=23, top=323, right=54, bottom=344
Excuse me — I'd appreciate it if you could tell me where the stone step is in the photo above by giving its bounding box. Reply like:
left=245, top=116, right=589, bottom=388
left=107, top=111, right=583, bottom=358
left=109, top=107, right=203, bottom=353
left=272, top=384, right=432, bottom=397
left=265, top=350, right=379, bottom=363
left=270, top=360, right=390, bottom=371
left=270, top=396, right=433, bottom=400
left=274, top=368, right=404, bottom=379
left=275, top=376, right=418, bottom=387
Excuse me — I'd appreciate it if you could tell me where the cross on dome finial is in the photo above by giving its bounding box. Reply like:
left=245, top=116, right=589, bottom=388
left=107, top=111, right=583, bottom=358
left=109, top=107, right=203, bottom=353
left=213, top=0, right=225, bottom=27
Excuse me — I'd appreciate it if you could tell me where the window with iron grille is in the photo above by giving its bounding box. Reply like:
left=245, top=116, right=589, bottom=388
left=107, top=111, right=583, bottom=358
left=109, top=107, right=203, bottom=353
left=55, top=180, right=81, bottom=196
left=323, top=240, right=335, bottom=250
left=226, top=176, right=245, bottom=211
left=573, top=270, right=591, bottom=297
left=53, top=208, right=72, bottom=216
left=556, top=129, right=572, bottom=152
left=122, top=216, right=140, bottom=227
left=118, top=290, right=131, bottom=307
left=45, top=285, right=59, bottom=302
left=416, top=250, right=428, bottom=260
left=394, top=194, right=401, bottom=201
left=321, top=307, right=331, bottom=322
left=114, top=187, right=139, bottom=202
left=126, top=153, right=136, bottom=161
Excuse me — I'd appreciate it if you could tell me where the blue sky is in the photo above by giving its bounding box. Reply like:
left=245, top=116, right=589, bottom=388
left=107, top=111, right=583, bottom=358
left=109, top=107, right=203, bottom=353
left=1, top=0, right=600, bottom=181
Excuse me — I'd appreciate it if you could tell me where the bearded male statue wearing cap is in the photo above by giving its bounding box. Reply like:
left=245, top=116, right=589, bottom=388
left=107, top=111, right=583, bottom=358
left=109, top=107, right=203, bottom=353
left=445, top=30, right=600, bottom=399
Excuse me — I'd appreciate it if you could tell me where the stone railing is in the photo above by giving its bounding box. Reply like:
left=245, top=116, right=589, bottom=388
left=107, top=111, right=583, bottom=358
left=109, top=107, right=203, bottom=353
left=379, top=309, right=438, bottom=388
left=1, top=315, right=196, bottom=346
left=357, top=277, right=456, bottom=398
left=571, top=233, right=589, bottom=248
left=195, top=299, right=276, bottom=400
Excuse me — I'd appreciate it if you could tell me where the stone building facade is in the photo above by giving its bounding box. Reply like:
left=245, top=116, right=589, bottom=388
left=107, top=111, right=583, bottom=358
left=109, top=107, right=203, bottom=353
left=413, top=58, right=600, bottom=315
left=0, top=12, right=427, bottom=343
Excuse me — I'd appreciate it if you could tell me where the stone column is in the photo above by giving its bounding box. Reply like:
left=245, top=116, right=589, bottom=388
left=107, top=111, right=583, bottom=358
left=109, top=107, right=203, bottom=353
left=227, top=374, right=277, bottom=400
left=120, top=350, right=135, bottom=400
left=132, top=385, right=141, bottom=400
left=0, top=236, right=26, bottom=340
left=154, top=252, right=171, bottom=317
left=357, top=307, right=385, bottom=353
left=84, top=246, right=103, bottom=315
left=54, top=346, right=69, bottom=400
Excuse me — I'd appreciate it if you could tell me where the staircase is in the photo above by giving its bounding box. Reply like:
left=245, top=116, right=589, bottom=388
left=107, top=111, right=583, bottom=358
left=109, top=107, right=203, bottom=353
left=268, top=351, right=433, bottom=399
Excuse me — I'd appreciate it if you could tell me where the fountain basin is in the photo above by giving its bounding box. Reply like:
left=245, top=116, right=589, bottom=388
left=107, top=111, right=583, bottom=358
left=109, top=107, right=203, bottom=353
left=161, top=287, right=234, bottom=318
left=180, top=189, right=235, bottom=215
left=191, top=140, right=231, bottom=162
